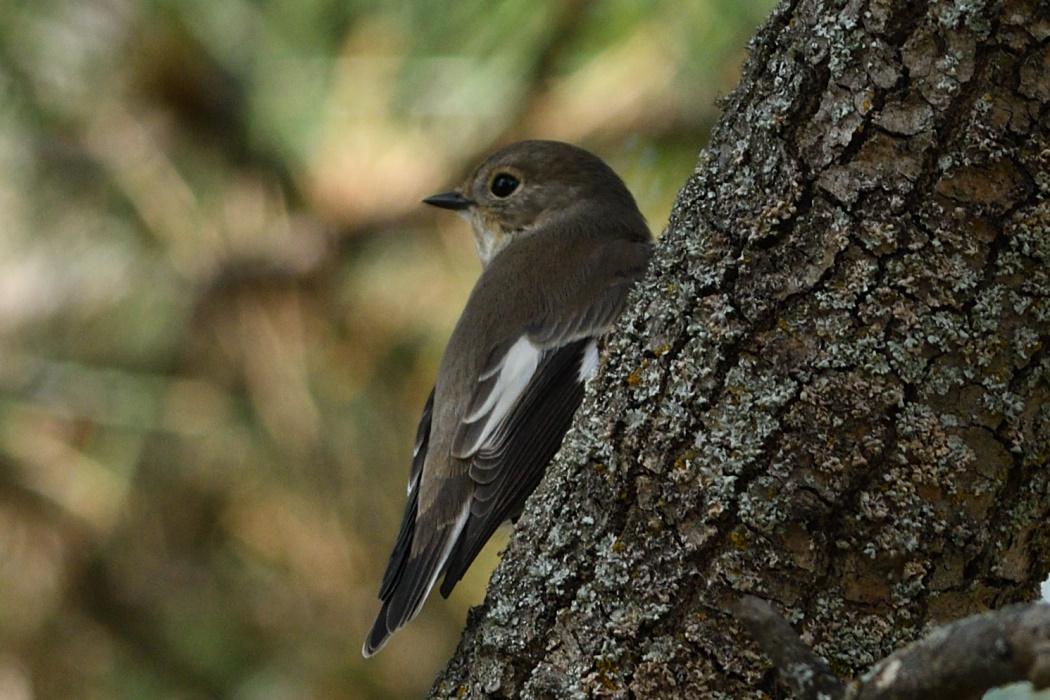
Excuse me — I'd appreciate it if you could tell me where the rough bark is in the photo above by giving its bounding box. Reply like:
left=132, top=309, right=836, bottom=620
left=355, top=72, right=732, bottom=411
left=432, top=0, right=1050, bottom=697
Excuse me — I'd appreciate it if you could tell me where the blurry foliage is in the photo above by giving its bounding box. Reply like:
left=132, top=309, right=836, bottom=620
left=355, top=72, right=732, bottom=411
left=0, top=1, right=774, bottom=698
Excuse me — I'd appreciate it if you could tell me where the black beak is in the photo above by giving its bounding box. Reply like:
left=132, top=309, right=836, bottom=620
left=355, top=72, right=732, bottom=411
left=423, top=191, right=472, bottom=211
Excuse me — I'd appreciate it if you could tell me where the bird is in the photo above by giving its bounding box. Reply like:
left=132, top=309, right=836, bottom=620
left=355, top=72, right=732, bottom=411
left=362, top=140, right=652, bottom=656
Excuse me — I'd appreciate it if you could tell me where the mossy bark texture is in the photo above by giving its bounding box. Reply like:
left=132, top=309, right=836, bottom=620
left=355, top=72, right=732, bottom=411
left=434, top=0, right=1050, bottom=697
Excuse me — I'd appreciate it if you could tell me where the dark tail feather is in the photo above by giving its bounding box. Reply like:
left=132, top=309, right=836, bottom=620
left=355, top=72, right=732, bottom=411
left=362, top=604, right=393, bottom=657
left=362, top=503, right=470, bottom=657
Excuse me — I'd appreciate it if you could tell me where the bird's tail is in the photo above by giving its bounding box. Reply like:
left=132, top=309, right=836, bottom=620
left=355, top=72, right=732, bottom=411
left=362, top=502, right=470, bottom=657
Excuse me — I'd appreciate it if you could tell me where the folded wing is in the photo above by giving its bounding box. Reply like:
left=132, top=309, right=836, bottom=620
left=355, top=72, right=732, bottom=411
left=440, top=336, right=593, bottom=596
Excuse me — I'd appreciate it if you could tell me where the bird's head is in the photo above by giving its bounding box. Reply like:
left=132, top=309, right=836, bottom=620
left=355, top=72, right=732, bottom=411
left=424, top=140, right=641, bottom=267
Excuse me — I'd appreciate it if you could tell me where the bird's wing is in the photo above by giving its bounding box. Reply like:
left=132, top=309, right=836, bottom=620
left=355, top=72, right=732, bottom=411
left=436, top=242, right=651, bottom=596
left=375, top=387, right=434, bottom=602
left=363, top=482, right=470, bottom=656
left=364, top=336, right=585, bottom=656
left=364, top=239, right=651, bottom=655
left=438, top=336, right=593, bottom=596
left=365, top=388, right=450, bottom=657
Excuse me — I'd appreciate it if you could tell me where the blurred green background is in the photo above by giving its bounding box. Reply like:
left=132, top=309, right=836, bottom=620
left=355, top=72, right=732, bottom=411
left=0, top=1, right=776, bottom=698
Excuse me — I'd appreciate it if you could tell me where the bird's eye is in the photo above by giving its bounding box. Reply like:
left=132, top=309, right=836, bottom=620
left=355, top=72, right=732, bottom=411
left=490, top=173, right=520, bottom=198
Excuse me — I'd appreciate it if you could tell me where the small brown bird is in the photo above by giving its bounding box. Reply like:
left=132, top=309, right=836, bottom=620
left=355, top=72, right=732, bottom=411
left=363, top=140, right=652, bottom=656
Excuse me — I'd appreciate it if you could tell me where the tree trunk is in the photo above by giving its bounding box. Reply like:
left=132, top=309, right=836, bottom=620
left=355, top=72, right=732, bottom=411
left=432, top=0, right=1050, bottom=697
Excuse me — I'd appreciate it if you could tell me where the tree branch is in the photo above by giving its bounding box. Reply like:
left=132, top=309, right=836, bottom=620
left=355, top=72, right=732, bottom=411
left=737, top=596, right=1050, bottom=700
left=734, top=596, right=846, bottom=699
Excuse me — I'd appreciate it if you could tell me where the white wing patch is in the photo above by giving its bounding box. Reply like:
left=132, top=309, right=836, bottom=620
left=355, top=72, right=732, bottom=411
left=461, top=335, right=541, bottom=457
left=577, top=339, right=599, bottom=383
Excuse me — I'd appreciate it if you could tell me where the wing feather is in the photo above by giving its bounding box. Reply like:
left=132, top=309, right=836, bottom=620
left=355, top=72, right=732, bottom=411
left=377, top=387, right=434, bottom=599
left=439, top=338, right=592, bottom=597
left=408, top=388, right=434, bottom=493
left=364, top=495, right=470, bottom=657
left=454, top=336, right=542, bottom=459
